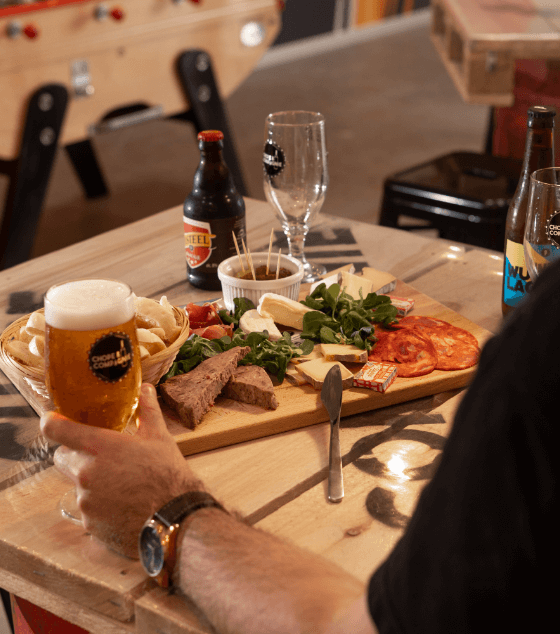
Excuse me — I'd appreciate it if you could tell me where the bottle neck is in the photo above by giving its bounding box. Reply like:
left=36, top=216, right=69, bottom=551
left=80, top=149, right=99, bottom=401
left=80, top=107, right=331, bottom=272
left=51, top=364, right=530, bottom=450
left=194, top=144, right=231, bottom=192
left=521, top=126, right=555, bottom=176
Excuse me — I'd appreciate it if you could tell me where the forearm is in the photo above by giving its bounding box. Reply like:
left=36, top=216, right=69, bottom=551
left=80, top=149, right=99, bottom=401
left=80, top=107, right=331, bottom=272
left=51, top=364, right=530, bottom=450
left=175, top=508, right=368, bottom=634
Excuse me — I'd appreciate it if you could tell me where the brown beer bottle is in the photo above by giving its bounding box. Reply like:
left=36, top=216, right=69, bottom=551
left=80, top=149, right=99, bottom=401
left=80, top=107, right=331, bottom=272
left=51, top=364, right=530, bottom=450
left=502, top=106, right=556, bottom=317
left=184, top=130, right=246, bottom=290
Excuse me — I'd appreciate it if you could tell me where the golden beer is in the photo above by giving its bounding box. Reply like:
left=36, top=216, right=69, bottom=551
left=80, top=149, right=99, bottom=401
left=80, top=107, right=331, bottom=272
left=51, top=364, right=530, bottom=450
left=45, top=279, right=142, bottom=432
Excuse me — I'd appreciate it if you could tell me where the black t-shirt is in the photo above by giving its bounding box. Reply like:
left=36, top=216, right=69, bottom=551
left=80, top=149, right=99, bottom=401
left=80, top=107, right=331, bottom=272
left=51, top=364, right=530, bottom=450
left=368, top=259, right=559, bottom=632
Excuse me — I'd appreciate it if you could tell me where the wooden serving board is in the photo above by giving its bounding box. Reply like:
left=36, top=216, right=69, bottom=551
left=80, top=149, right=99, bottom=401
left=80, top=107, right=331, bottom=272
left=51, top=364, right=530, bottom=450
left=0, top=281, right=492, bottom=457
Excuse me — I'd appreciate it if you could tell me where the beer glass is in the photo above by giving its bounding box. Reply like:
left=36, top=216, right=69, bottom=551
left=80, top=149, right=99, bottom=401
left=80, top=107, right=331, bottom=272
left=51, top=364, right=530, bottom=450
left=263, top=111, right=328, bottom=283
left=44, top=279, right=142, bottom=523
left=524, top=168, right=560, bottom=282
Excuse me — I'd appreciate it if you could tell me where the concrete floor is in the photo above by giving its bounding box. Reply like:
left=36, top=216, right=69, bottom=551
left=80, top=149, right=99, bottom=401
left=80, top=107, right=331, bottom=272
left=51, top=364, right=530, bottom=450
left=0, top=15, right=490, bottom=262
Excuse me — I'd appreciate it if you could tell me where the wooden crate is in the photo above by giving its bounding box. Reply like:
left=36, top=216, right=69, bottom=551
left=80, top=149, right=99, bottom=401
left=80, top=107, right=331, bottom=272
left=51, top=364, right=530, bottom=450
left=430, top=0, right=560, bottom=107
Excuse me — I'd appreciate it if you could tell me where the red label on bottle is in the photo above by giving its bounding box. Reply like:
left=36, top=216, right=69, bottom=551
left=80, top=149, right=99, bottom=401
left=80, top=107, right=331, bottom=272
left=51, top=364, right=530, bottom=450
left=184, top=217, right=216, bottom=269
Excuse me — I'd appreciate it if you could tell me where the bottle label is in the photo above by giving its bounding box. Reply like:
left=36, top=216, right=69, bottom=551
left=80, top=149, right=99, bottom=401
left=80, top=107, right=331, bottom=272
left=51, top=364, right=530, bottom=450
left=503, top=239, right=531, bottom=307
left=184, top=216, right=245, bottom=271
left=184, top=217, right=216, bottom=269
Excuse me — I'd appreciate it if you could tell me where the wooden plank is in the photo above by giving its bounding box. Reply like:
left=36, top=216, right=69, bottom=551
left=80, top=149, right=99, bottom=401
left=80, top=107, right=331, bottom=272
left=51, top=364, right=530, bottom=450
left=255, top=392, right=462, bottom=583
left=0, top=279, right=492, bottom=457
left=1, top=568, right=135, bottom=634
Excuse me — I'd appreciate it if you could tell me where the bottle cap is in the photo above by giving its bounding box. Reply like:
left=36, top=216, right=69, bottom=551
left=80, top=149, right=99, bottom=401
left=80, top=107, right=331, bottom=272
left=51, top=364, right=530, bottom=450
left=198, top=130, right=224, bottom=142
left=528, top=106, right=556, bottom=127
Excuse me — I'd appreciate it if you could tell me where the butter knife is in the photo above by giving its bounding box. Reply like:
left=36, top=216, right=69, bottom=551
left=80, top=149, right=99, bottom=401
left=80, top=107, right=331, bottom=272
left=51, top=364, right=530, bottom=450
left=321, top=364, right=344, bottom=503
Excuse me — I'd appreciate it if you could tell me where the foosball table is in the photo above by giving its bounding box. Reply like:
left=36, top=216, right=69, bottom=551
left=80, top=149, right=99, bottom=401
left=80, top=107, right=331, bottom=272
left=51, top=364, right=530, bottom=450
left=0, top=0, right=282, bottom=269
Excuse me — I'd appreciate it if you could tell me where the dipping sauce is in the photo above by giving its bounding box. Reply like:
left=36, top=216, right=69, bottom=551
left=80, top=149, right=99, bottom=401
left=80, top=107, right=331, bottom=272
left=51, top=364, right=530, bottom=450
left=237, top=265, right=292, bottom=281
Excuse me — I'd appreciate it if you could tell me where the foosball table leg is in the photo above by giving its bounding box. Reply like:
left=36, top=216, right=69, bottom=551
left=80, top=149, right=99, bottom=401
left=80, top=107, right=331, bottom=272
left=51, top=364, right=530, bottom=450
left=0, top=84, right=68, bottom=270
left=175, top=49, right=248, bottom=197
left=65, top=139, right=109, bottom=200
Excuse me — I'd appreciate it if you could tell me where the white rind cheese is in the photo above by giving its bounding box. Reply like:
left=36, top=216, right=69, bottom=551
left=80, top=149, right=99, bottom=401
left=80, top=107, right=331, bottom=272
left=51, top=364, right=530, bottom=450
left=320, top=343, right=368, bottom=363
left=295, top=358, right=354, bottom=390
left=361, top=267, right=397, bottom=294
left=257, top=293, right=315, bottom=330
left=239, top=309, right=283, bottom=341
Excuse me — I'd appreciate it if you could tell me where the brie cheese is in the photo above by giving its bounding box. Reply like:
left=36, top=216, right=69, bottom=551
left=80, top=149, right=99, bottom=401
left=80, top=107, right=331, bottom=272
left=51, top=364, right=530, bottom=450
left=257, top=293, right=315, bottom=330
left=239, top=309, right=283, bottom=341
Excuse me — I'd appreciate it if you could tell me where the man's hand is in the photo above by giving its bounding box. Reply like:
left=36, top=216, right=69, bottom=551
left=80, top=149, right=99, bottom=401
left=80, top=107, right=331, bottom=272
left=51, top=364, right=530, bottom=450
left=40, top=383, right=201, bottom=558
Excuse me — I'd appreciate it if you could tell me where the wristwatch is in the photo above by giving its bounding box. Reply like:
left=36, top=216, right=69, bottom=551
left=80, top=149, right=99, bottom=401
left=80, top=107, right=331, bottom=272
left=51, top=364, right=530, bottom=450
left=139, top=490, right=226, bottom=587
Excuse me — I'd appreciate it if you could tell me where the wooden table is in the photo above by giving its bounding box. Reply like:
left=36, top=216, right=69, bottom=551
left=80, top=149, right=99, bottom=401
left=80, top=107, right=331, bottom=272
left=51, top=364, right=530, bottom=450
left=431, top=0, right=560, bottom=106
left=0, top=199, right=504, bottom=633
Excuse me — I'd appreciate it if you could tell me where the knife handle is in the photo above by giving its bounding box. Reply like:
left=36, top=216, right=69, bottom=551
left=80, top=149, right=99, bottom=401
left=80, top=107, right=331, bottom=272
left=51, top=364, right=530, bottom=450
left=328, top=418, right=344, bottom=503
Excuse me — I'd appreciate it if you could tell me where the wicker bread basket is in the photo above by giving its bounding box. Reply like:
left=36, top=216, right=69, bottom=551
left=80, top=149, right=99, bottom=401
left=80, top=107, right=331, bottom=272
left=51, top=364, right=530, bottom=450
left=0, top=306, right=190, bottom=393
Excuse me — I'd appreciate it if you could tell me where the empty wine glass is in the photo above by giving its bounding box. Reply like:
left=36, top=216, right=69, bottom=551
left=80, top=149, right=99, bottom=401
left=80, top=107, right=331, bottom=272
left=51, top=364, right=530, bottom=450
left=263, top=111, right=328, bottom=283
left=524, top=167, right=560, bottom=282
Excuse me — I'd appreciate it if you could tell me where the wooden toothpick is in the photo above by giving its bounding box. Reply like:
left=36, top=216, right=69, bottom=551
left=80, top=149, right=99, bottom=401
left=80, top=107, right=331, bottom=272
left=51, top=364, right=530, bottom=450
left=242, top=238, right=256, bottom=280
left=232, top=231, right=245, bottom=273
left=266, top=228, right=274, bottom=275
left=276, top=248, right=281, bottom=280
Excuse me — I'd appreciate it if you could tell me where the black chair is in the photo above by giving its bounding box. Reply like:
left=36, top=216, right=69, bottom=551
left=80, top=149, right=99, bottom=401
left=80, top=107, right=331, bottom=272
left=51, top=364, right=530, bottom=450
left=378, top=110, right=523, bottom=251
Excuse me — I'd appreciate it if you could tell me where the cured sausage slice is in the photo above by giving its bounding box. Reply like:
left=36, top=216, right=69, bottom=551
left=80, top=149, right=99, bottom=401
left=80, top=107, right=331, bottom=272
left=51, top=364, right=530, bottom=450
left=423, top=326, right=479, bottom=370
left=369, top=329, right=437, bottom=377
left=396, top=317, right=479, bottom=371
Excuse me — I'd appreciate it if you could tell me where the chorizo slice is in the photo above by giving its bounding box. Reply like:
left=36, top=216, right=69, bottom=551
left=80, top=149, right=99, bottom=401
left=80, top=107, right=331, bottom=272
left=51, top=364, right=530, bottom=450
left=397, top=317, right=479, bottom=371
left=369, top=329, right=437, bottom=378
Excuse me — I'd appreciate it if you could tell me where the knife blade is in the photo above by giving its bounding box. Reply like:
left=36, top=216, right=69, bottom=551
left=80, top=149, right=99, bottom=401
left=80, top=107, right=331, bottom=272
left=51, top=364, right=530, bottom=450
left=321, top=364, right=344, bottom=503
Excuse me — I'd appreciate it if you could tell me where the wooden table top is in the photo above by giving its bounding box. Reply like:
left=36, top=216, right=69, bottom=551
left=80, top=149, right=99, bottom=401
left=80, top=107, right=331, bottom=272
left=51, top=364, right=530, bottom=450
left=0, top=198, right=504, bottom=633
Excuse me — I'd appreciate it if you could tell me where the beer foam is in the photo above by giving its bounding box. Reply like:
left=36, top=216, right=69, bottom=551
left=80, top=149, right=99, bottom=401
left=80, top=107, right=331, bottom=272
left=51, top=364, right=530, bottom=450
left=44, top=279, right=135, bottom=330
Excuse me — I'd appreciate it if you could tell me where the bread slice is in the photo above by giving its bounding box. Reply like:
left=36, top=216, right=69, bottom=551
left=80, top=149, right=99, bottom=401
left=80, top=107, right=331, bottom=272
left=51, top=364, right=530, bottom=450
left=159, top=346, right=250, bottom=429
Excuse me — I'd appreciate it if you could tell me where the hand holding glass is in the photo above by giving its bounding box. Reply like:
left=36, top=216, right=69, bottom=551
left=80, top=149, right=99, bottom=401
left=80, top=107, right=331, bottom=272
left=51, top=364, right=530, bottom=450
left=45, top=279, right=142, bottom=523
left=524, top=167, right=560, bottom=282
left=263, top=111, right=328, bottom=283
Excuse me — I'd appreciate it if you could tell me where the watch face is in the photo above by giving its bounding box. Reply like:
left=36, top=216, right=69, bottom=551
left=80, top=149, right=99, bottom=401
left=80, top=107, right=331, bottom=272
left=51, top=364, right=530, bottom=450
left=139, top=525, right=164, bottom=577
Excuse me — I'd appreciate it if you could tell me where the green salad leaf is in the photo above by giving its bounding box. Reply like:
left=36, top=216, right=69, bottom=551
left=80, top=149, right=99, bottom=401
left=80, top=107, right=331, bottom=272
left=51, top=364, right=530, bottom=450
left=299, top=282, right=398, bottom=352
left=162, top=330, right=314, bottom=384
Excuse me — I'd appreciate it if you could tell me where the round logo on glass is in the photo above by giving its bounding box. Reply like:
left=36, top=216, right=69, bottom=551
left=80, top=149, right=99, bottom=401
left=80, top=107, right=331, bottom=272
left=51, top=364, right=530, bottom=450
left=263, top=141, right=285, bottom=179
left=547, top=212, right=560, bottom=247
left=89, top=333, right=133, bottom=382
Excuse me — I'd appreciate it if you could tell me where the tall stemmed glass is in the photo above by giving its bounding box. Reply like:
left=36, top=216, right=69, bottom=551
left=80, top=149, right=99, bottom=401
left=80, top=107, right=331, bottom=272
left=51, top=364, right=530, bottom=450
left=44, top=278, right=142, bottom=523
left=524, top=168, right=560, bottom=282
left=263, top=111, right=328, bottom=283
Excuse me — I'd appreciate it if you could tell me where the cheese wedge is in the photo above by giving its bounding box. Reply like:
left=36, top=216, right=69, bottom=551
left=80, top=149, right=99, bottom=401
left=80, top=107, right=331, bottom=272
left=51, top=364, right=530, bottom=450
left=289, top=344, right=323, bottom=365
left=338, top=271, right=374, bottom=300
left=239, top=309, right=283, bottom=341
left=320, top=343, right=368, bottom=363
left=284, top=367, right=309, bottom=386
left=360, top=267, right=397, bottom=294
left=257, top=293, right=315, bottom=330
left=295, top=358, right=354, bottom=390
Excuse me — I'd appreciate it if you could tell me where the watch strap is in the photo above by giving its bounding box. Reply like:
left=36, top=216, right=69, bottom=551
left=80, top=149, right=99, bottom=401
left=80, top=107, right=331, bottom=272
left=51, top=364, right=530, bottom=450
left=154, top=490, right=226, bottom=528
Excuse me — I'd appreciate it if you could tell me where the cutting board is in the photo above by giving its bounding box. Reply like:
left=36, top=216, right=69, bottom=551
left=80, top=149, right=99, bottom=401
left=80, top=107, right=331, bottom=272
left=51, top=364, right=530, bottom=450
left=0, top=280, right=492, bottom=456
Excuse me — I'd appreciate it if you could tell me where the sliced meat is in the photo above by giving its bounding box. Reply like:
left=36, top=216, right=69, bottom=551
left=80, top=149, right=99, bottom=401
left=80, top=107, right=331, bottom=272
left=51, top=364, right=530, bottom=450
left=397, top=317, right=480, bottom=371
left=222, top=365, right=279, bottom=410
left=424, top=326, right=479, bottom=370
left=369, top=329, right=437, bottom=378
left=159, top=346, right=250, bottom=429
left=398, top=316, right=449, bottom=330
